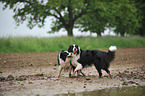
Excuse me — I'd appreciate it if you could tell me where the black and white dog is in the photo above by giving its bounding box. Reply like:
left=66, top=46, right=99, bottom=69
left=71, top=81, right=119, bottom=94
left=57, top=50, right=72, bottom=78
left=57, top=50, right=85, bottom=78
left=68, top=44, right=117, bottom=78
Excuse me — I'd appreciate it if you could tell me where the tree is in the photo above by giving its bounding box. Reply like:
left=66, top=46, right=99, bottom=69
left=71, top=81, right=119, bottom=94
left=133, top=0, right=145, bottom=36
left=0, top=0, right=140, bottom=37
left=0, top=0, right=97, bottom=36
left=113, top=0, right=140, bottom=36
left=77, top=0, right=140, bottom=36
left=77, top=1, right=112, bottom=36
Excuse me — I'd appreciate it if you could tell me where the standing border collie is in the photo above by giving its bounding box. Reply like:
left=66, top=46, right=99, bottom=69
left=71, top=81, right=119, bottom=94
left=68, top=45, right=117, bottom=78
left=57, top=50, right=72, bottom=78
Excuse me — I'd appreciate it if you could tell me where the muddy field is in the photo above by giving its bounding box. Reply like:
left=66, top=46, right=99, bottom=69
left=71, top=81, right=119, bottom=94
left=0, top=47, right=145, bottom=96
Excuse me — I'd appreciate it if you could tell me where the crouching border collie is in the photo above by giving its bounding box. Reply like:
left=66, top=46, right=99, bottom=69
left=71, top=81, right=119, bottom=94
left=57, top=50, right=85, bottom=78
left=68, top=45, right=117, bottom=78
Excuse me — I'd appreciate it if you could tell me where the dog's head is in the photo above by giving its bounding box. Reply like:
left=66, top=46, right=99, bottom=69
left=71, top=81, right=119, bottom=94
left=59, top=50, right=72, bottom=61
left=68, top=44, right=80, bottom=55
left=61, top=50, right=72, bottom=57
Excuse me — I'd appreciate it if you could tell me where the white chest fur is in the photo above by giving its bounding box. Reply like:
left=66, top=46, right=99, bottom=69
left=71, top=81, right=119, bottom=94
left=71, top=53, right=80, bottom=67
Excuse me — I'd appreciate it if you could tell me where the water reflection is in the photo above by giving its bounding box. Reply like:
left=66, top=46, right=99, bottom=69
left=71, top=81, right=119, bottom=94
left=54, top=86, right=145, bottom=96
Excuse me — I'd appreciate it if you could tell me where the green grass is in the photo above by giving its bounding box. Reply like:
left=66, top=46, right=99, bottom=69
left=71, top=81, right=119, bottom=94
left=0, top=36, right=145, bottom=53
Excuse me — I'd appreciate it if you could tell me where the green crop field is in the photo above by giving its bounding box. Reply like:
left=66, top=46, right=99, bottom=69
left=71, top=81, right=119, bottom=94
left=0, top=36, right=145, bottom=53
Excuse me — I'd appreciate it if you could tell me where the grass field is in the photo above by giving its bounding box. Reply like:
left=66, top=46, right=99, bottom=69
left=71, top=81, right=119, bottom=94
left=0, top=36, right=145, bottom=53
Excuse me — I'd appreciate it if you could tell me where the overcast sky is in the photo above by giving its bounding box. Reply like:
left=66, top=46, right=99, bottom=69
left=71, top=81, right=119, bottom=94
left=0, top=3, right=115, bottom=38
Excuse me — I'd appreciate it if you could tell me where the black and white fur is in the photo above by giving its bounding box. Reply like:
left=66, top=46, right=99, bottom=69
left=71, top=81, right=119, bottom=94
left=57, top=50, right=72, bottom=78
left=68, top=45, right=117, bottom=78
left=57, top=50, right=85, bottom=78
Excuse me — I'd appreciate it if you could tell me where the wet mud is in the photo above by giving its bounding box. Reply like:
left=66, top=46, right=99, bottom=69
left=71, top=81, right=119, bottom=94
left=0, top=47, right=145, bottom=96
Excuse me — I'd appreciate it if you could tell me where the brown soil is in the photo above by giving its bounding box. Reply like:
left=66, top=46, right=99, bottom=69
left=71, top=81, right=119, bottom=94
left=0, top=47, right=145, bottom=96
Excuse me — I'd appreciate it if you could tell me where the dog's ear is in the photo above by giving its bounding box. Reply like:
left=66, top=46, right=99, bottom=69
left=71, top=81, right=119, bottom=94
left=75, top=45, right=78, bottom=48
left=60, top=52, right=67, bottom=61
left=77, top=46, right=80, bottom=54
left=68, top=45, right=73, bottom=52
left=61, top=50, right=65, bottom=52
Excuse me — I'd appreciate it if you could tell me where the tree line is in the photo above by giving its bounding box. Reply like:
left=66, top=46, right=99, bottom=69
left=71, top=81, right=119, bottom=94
left=0, top=0, right=145, bottom=36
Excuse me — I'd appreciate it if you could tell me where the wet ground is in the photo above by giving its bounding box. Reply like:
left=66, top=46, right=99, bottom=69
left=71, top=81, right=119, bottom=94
left=58, top=86, right=145, bottom=96
left=0, top=47, right=145, bottom=96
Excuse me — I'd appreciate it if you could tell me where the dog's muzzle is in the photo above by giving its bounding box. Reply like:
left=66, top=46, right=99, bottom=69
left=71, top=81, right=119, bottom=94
left=73, top=50, right=77, bottom=54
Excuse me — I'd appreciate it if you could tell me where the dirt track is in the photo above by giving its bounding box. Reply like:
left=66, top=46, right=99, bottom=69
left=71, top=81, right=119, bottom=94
left=0, top=47, right=145, bottom=96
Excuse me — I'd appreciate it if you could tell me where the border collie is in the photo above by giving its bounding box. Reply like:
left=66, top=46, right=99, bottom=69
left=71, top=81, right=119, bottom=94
left=57, top=50, right=85, bottom=78
left=57, top=50, right=72, bottom=78
left=68, top=45, right=117, bottom=78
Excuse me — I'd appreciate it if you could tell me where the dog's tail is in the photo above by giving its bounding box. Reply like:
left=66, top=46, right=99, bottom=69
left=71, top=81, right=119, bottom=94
left=105, top=46, right=117, bottom=63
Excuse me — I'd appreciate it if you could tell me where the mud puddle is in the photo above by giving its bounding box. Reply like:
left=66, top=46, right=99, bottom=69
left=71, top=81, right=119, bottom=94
left=56, top=86, right=145, bottom=96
